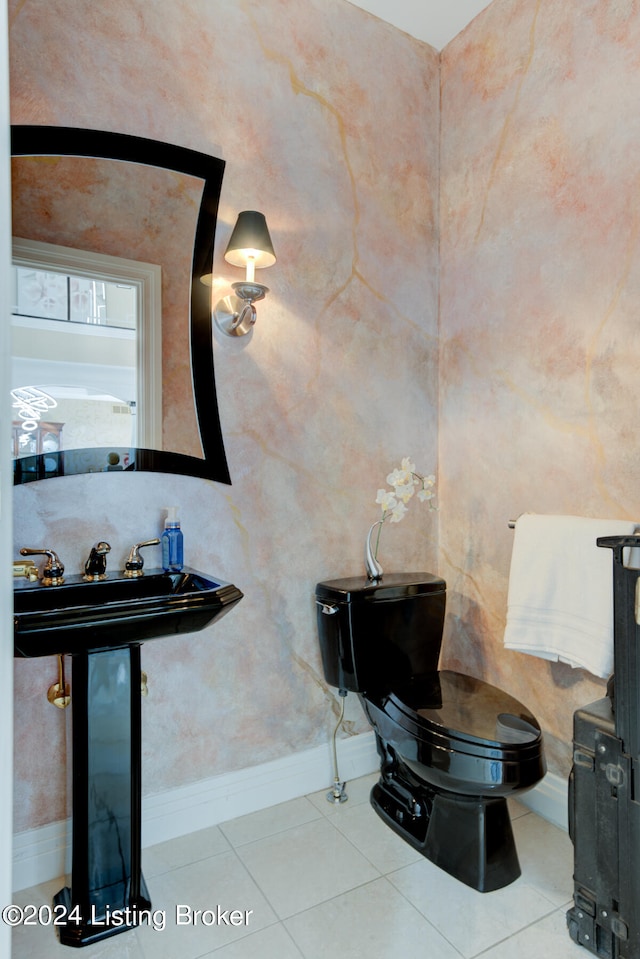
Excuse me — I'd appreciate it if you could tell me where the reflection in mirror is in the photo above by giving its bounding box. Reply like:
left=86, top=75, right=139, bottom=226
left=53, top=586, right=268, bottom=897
left=11, top=126, right=230, bottom=485
left=11, top=237, right=162, bottom=459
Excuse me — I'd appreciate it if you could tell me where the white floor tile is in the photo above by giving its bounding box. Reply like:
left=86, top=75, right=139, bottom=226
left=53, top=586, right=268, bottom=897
left=11, top=775, right=578, bottom=959
left=479, top=906, right=586, bottom=958
left=330, top=799, right=424, bottom=873
left=142, top=823, right=231, bottom=878
left=10, top=878, right=145, bottom=958
left=285, top=877, right=462, bottom=959
left=512, top=810, right=575, bottom=906
left=204, top=922, right=304, bottom=958
left=388, top=856, right=557, bottom=958
left=12, top=920, right=142, bottom=959
left=136, top=850, right=277, bottom=959
left=220, top=796, right=321, bottom=847
left=235, top=817, right=380, bottom=919
left=508, top=798, right=531, bottom=820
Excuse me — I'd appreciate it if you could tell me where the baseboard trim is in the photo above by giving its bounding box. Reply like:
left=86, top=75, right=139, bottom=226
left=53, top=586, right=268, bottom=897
left=519, top=769, right=568, bottom=832
left=13, top=731, right=380, bottom=892
left=12, top=734, right=569, bottom=893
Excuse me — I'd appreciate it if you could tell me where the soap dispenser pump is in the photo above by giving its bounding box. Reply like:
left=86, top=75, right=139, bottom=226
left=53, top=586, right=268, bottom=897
left=161, top=507, right=184, bottom=572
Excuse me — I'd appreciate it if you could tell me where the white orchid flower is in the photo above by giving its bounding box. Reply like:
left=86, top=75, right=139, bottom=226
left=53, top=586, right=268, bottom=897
left=376, top=488, right=398, bottom=512
left=369, top=461, right=437, bottom=566
left=395, top=483, right=416, bottom=504
left=389, top=501, right=408, bottom=522
left=386, top=467, right=410, bottom=488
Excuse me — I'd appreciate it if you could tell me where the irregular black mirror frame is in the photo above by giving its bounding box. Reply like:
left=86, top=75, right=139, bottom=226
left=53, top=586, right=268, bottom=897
left=11, top=125, right=231, bottom=485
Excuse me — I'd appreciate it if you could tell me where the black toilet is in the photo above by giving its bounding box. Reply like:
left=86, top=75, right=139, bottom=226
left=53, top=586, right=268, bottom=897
left=315, top=572, right=546, bottom=892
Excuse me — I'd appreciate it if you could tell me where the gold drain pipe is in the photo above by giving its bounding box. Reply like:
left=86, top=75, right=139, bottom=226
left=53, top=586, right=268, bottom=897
left=47, top=656, right=70, bottom=709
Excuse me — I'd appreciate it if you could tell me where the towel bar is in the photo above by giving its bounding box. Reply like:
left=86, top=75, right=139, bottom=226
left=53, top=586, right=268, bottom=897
left=508, top=519, right=640, bottom=531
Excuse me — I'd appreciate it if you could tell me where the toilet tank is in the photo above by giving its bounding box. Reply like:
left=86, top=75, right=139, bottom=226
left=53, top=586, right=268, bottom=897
left=315, top=572, right=446, bottom=693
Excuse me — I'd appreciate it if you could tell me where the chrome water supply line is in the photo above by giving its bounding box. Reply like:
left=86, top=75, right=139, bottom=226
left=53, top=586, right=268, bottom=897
left=326, top=689, right=348, bottom=804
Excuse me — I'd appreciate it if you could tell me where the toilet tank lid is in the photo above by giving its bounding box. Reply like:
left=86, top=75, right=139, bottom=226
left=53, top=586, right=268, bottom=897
left=315, top=572, right=446, bottom=604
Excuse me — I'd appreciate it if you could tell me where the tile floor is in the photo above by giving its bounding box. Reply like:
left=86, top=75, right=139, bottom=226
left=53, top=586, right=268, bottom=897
left=11, top=773, right=586, bottom=959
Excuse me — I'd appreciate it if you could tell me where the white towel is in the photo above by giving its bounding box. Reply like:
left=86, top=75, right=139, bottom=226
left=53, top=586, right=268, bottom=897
left=503, top=514, right=638, bottom=678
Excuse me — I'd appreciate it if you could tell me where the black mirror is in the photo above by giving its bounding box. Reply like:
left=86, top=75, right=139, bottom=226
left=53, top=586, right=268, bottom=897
left=11, top=125, right=231, bottom=485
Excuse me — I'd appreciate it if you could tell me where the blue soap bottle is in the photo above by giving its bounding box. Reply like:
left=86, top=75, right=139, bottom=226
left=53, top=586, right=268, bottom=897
left=161, top=507, right=184, bottom=571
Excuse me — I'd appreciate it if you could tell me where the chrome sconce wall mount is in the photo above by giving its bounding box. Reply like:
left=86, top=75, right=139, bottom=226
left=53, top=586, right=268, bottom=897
left=213, top=211, right=276, bottom=337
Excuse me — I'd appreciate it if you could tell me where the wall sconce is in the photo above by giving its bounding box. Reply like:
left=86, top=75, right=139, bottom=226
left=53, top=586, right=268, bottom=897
left=213, top=211, right=276, bottom=337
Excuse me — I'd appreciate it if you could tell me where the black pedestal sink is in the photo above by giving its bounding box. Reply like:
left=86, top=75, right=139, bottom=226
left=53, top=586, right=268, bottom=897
left=14, top=568, right=243, bottom=947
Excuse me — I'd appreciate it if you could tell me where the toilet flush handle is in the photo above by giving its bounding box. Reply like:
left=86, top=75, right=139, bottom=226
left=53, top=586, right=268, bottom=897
left=318, top=602, right=339, bottom=615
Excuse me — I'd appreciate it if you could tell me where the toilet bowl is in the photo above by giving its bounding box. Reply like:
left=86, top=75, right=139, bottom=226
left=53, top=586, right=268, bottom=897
left=315, top=572, right=546, bottom=892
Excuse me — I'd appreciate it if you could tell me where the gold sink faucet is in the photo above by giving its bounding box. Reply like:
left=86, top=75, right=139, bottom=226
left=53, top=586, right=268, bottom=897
left=20, top=548, right=65, bottom=586
left=83, top=542, right=111, bottom=582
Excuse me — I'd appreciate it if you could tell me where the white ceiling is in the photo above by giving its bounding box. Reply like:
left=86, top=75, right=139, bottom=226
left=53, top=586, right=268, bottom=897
left=346, top=0, right=494, bottom=50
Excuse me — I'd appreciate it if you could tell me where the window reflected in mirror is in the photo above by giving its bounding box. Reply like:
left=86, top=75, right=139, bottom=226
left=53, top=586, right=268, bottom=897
left=11, top=237, right=162, bottom=459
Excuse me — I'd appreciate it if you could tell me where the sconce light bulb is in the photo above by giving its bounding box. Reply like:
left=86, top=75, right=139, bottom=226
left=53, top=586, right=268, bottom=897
left=245, top=255, right=256, bottom=284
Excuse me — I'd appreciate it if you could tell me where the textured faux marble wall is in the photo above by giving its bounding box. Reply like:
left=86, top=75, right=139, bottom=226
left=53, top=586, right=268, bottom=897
left=10, top=0, right=440, bottom=831
left=440, top=0, right=640, bottom=775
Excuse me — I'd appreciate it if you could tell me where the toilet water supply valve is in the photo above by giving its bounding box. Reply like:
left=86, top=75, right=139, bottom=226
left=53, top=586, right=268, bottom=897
left=316, top=602, right=348, bottom=801
left=327, top=689, right=349, bottom=804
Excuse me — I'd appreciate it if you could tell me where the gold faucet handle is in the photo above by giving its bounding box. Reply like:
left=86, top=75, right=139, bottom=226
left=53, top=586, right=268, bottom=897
left=13, top=559, right=39, bottom=581
left=20, top=548, right=65, bottom=586
left=124, top=538, right=161, bottom=577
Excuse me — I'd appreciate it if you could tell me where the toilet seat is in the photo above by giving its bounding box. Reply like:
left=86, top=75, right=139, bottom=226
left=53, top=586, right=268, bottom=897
left=384, top=669, right=541, bottom=754
left=364, top=669, right=544, bottom=798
